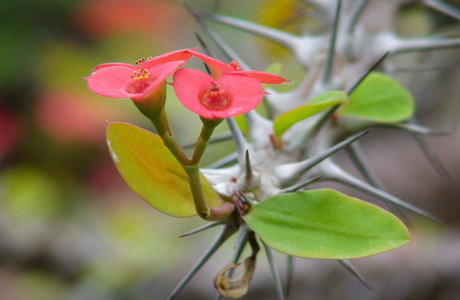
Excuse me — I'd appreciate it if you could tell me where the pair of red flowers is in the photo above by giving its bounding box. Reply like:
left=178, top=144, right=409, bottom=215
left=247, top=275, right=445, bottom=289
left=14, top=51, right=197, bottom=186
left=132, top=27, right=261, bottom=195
left=86, top=49, right=289, bottom=119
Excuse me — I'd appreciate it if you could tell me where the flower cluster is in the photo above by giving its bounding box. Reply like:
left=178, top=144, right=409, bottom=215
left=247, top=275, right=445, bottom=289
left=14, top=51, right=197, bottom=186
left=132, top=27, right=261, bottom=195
left=86, top=49, right=289, bottom=119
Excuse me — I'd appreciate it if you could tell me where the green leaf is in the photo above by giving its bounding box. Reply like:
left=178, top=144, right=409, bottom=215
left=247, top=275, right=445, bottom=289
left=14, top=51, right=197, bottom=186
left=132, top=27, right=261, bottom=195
left=338, top=72, right=414, bottom=123
left=244, top=189, right=410, bottom=259
left=273, top=91, right=347, bottom=136
left=106, top=122, right=223, bottom=217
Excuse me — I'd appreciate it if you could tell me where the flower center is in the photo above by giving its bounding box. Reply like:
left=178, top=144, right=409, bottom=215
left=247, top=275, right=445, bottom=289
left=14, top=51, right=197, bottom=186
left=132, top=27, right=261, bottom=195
left=199, top=83, right=232, bottom=110
left=131, top=69, right=150, bottom=80
left=230, top=61, right=242, bottom=71
left=126, top=69, right=155, bottom=94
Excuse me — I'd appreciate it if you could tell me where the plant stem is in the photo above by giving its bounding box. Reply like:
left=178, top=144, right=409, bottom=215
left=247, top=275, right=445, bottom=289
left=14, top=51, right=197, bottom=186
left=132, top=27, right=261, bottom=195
left=191, top=120, right=221, bottom=164
left=151, top=110, right=232, bottom=221
left=151, top=108, right=190, bottom=165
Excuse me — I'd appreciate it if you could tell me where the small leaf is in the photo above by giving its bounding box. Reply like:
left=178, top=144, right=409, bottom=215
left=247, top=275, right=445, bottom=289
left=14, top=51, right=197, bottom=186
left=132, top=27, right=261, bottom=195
left=244, top=189, right=410, bottom=259
left=273, top=91, right=347, bottom=136
left=338, top=72, right=414, bottom=123
left=106, top=122, right=223, bottom=217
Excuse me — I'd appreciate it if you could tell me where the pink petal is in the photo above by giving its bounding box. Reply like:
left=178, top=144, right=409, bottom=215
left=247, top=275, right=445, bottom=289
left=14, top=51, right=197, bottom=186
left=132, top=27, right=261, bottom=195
left=232, top=70, right=291, bottom=84
left=187, top=51, right=233, bottom=78
left=140, top=48, right=196, bottom=69
left=211, top=74, right=264, bottom=118
left=131, top=60, right=186, bottom=101
left=92, top=62, right=135, bottom=71
left=86, top=65, right=137, bottom=98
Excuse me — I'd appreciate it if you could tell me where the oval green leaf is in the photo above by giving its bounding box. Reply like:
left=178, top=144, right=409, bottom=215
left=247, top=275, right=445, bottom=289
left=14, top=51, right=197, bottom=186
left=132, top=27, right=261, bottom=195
left=244, top=189, right=410, bottom=259
left=106, top=122, right=223, bottom=217
left=273, top=91, right=347, bottom=137
left=338, top=72, right=414, bottom=123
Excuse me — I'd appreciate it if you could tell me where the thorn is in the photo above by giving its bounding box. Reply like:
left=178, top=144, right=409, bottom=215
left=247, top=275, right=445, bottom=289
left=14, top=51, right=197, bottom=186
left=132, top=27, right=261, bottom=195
left=194, top=33, right=213, bottom=75
left=191, top=10, right=312, bottom=66
left=189, top=10, right=247, bottom=68
left=321, top=159, right=440, bottom=222
left=346, top=142, right=412, bottom=227
left=263, top=242, right=286, bottom=300
left=180, top=221, right=224, bottom=238
left=275, top=130, right=371, bottom=186
left=227, top=117, right=249, bottom=168
left=166, top=224, right=237, bottom=300
left=347, top=0, right=370, bottom=34
left=411, top=133, right=454, bottom=185
left=244, top=150, right=254, bottom=188
left=389, top=122, right=448, bottom=135
left=424, top=0, right=460, bottom=20
left=286, top=255, right=294, bottom=298
left=338, top=260, right=374, bottom=291
left=280, top=175, right=323, bottom=193
left=347, top=51, right=390, bottom=94
left=391, top=36, right=460, bottom=54
left=323, top=0, right=341, bottom=85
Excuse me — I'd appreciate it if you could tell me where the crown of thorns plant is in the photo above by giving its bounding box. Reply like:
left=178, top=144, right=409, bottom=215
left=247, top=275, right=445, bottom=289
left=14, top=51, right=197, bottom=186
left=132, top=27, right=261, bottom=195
left=86, top=0, right=460, bottom=299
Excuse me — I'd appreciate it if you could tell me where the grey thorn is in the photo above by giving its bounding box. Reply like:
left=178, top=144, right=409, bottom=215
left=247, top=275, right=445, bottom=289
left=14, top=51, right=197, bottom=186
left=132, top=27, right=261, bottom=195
left=193, top=11, right=301, bottom=50
left=244, top=150, right=254, bottom=188
left=166, top=224, right=237, bottom=300
left=319, top=159, right=439, bottom=221
left=346, top=51, right=390, bottom=94
left=206, top=152, right=238, bottom=169
left=182, top=132, right=233, bottom=149
left=424, top=0, right=460, bottom=20
left=191, top=13, right=250, bottom=70
left=411, top=133, right=454, bottom=185
left=275, top=130, right=371, bottom=186
left=346, top=0, right=370, bottom=34
left=346, top=142, right=386, bottom=189
left=286, top=255, right=294, bottom=298
left=338, top=260, right=374, bottom=291
left=227, top=117, right=249, bottom=168
left=193, top=10, right=324, bottom=67
left=323, top=0, right=342, bottom=86
left=279, top=175, right=324, bottom=194
left=380, top=33, right=460, bottom=54
left=179, top=221, right=224, bottom=238
left=263, top=242, right=286, bottom=300
left=388, top=122, right=448, bottom=135
left=346, top=142, right=411, bottom=226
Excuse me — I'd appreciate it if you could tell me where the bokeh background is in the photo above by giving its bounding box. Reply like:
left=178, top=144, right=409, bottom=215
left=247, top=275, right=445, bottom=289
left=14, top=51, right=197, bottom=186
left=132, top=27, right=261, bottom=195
left=1, top=0, right=460, bottom=299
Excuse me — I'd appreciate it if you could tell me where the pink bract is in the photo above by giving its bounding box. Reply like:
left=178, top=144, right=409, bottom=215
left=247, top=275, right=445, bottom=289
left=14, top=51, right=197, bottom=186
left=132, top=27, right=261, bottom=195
left=186, top=50, right=290, bottom=84
left=86, top=49, right=194, bottom=102
left=173, top=68, right=264, bottom=120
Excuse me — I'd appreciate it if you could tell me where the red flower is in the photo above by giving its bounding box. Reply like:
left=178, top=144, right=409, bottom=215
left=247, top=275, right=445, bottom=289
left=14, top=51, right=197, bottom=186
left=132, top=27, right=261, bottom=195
left=173, top=69, right=265, bottom=120
left=86, top=49, right=194, bottom=102
left=172, top=51, right=290, bottom=119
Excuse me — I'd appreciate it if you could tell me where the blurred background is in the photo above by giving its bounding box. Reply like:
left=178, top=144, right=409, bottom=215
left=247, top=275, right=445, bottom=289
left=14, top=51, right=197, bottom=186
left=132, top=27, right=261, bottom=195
left=0, top=0, right=459, bottom=299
